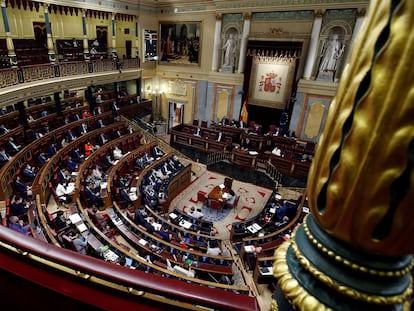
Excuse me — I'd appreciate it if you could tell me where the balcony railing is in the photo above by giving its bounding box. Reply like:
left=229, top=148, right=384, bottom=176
left=0, top=58, right=140, bottom=89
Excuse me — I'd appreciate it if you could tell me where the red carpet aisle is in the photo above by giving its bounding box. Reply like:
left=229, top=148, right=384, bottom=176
left=169, top=171, right=273, bottom=240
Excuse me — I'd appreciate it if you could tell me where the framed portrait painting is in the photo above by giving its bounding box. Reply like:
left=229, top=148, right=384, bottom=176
left=248, top=56, right=296, bottom=109
left=144, top=29, right=157, bottom=62
left=158, top=21, right=201, bottom=66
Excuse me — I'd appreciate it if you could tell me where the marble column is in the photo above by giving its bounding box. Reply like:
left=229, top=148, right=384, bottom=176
left=211, top=14, right=222, bottom=72
left=237, top=13, right=251, bottom=74
left=43, top=4, right=56, bottom=63
left=111, top=13, right=117, bottom=59
left=343, top=9, right=366, bottom=68
left=135, top=18, right=140, bottom=60
left=303, top=10, right=323, bottom=79
left=0, top=0, right=17, bottom=67
left=82, top=9, right=90, bottom=61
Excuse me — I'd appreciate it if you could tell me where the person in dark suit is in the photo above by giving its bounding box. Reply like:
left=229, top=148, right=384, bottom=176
left=98, top=133, right=108, bottom=145
left=0, top=147, right=11, bottom=164
left=71, top=148, right=84, bottom=162
left=7, top=137, right=21, bottom=153
left=49, top=143, right=58, bottom=157
left=37, top=152, right=49, bottom=164
left=111, top=101, right=120, bottom=115
left=0, top=124, right=9, bottom=134
left=66, top=156, right=78, bottom=171
left=216, top=132, right=224, bottom=142
left=78, top=122, right=88, bottom=135
left=66, top=129, right=77, bottom=142
left=14, top=175, right=32, bottom=198
left=96, top=119, right=105, bottom=128
left=84, top=183, right=104, bottom=207
left=193, top=127, right=202, bottom=137
left=22, top=164, right=36, bottom=181
left=10, top=196, right=29, bottom=216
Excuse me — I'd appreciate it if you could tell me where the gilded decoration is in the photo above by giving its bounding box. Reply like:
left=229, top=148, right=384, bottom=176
left=308, top=0, right=414, bottom=256
left=304, top=101, right=325, bottom=139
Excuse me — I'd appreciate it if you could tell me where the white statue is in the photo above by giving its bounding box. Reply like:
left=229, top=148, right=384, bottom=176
left=319, top=34, right=345, bottom=72
left=222, top=33, right=237, bottom=67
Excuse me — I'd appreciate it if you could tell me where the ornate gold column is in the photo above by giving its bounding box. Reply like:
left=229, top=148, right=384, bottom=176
left=274, top=0, right=414, bottom=310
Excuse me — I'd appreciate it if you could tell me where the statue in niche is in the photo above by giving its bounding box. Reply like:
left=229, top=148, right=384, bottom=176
left=319, top=33, right=345, bottom=72
left=221, top=28, right=238, bottom=71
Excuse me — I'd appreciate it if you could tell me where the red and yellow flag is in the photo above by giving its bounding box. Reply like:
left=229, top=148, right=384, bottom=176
left=240, top=98, right=248, bottom=123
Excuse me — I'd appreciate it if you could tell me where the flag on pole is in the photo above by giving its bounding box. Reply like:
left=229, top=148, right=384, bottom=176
left=240, top=98, right=248, bottom=123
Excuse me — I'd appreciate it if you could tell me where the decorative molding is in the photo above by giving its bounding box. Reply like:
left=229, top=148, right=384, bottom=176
left=223, top=13, right=243, bottom=22
left=252, top=10, right=314, bottom=21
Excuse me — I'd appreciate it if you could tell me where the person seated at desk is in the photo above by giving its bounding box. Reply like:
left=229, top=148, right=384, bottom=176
left=113, top=146, right=123, bottom=160
left=245, top=244, right=263, bottom=270
left=94, top=105, right=103, bottom=115
left=271, top=146, right=282, bottom=156
left=32, top=130, right=43, bottom=140
left=237, top=120, right=247, bottom=129
left=37, top=152, right=50, bottom=164
left=84, top=183, right=104, bottom=207
left=13, top=176, right=32, bottom=198
left=224, top=190, right=236, bottom=207
left=153, top=146, right=164, bottom=159
left=284, top=129, right=296, bottom=139
left=159, top=226, right=172, bottom=242
left=104, top=154, right=117, bottom=166
left=66, top=129, right=77, bottom=142
left=193, top=127, right=202, bottom=137
left=71, top=148, right=84, bottom=163
left=0, top=123, right=9, bottom=134
left=88, top=206, right=108, bottom=229
left=275, top=201, right=296, bottom=223
left=8, top=216, right=30, bottom=235
left=22, top=163, right=36, bottom=181
left=82, top=110, right=91, bottom=119
left=56, top=181, right=75, bottom=203
left=66, top=156, right=78, bottom=171
left=0, top=147, right=11, bottom=164
left=186, top=206, right=204, bottom=220
left=241, top=138, right=252, bottom=150
left=79, top=122, right=89, bottom=135
left=96, top=119, right=105, bottom=128
left=84, top=140, right=94, bottom=157
left=58, top=168, right=71, bottom=184
left=49, top=143, right=58, bottom=157
left=10, top=196, right=29, bottom=217
left=68, top=231, right=89, bottom=255
left=7, top=137, right=21, bottom=153
left=216, top=131, right=225, bottom=142
left=220, top=117, right=230, bottom=126
left=54, top=210, right=69, bottom=230
left=206, top=240, right=222, bottom=256
left=98, top=133, right=109, bottom=146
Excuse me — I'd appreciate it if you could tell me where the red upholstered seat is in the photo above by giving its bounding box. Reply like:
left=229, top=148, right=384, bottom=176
left=197, top=191, right=207, bottom=204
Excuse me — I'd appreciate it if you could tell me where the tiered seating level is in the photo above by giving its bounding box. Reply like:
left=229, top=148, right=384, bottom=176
left=170, top=124, right=232, bottom=153
left=66, top=131, right=252, bottom=293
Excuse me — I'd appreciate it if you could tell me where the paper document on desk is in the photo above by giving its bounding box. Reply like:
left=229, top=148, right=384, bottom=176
left=244, top=245, right=255, bottom=252
left=138, top=238, right=148, bottom=246
left=252, top=223, right=262, bottom=230
left=69, top=213, right=82, bottom=224
left=77, top=223, right=88, bottom=233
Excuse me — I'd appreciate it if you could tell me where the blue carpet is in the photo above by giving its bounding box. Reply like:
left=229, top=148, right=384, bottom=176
left=200, top=205, right=232, bottom=222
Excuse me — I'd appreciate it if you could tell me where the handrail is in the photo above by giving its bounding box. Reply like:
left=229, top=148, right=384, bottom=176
left=0, top=221, right=259, bottom=310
